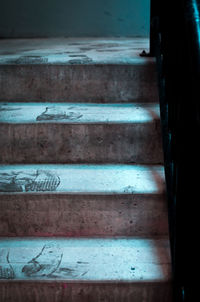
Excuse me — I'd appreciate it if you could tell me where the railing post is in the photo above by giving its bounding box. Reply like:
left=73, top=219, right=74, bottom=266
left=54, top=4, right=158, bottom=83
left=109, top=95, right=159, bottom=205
left=150, top=0, right=159, bottom=56
left=155, top=1, right=200, bottom=301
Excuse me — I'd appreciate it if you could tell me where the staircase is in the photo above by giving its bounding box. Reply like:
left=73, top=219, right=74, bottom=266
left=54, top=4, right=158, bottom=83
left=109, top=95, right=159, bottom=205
left=0, top=38, right=172, bottom=301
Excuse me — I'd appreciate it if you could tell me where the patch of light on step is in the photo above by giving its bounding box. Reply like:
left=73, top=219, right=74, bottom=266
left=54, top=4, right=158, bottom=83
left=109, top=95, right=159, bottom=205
left=0, top=165, right=165, bottom=194
left=0, top=103, right=160, bottom=123
left=0, top=238, right=171, bottom=281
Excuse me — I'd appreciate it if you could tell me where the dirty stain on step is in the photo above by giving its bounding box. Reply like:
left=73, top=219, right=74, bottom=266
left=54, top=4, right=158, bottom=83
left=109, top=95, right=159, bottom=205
left=0, top=165, right=165, bottom=194
left=0, top=245, right=89, bottom=280
left=68, top=57, right=93, bottom=64
left=22, top=244, right=63, bottom=277
left=0, top=103, right=161, bottom=124
left=0, top=249, right=15, bottom=279
left=0, top=105, right=21, bottom=112
left=0, top=238, right=171, bottom=281
left=36, top=107, right=83, bottom=121
left=0, top=170, right=60, bottom=192
left=0, top=38, right=151, bottom=65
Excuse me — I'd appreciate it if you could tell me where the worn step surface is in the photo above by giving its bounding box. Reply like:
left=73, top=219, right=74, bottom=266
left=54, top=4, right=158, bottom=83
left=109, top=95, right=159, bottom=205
left=0, top=164, right=168, bottom=237
left=0, top=103, right=163, bottom=164
left=0, top=237, right=172, bottom=302
left=0, top=38, right=158, bottom=103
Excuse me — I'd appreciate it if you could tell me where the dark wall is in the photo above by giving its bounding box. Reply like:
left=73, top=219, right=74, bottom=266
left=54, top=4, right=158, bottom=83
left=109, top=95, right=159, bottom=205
left=0, top=0, right=150, bottom=37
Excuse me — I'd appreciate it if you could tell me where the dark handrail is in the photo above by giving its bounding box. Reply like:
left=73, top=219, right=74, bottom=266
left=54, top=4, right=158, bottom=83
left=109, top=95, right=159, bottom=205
left=150, top=1, right=200, bottom=301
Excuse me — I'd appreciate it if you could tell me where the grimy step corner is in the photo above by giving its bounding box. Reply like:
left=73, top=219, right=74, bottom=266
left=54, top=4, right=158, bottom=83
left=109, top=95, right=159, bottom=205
left=0, top=38, right=172, bottom=302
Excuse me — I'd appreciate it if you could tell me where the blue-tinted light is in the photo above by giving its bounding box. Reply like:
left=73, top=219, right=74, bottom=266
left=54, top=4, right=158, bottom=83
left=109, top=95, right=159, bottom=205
left=192, top=0, right=200, bottom=47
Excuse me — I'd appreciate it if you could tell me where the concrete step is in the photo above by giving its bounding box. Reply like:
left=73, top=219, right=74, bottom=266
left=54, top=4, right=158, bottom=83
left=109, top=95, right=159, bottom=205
left=0, top=164, right=168, bottom=237
left=0, top=38, right=158, bottom=103
left=0, top=237, right=172, bottom=302
left=0, top=103, right=163, bottom=164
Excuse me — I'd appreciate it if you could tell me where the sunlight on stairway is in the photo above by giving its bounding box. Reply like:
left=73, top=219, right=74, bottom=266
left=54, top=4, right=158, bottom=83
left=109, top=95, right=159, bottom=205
left=0, top=38, right=172, bottom=302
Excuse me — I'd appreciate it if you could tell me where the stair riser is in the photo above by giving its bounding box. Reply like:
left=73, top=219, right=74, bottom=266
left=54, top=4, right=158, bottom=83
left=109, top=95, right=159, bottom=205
left=0, top=123, right=163, bottom=164
left=0, top=282, right=172, bottom=302
left=0, top=64, right=158, bottom=103
left=0, top=194, right=168, bottom=237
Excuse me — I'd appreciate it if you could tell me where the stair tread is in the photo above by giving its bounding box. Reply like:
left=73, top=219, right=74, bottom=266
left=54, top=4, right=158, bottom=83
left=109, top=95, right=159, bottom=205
left=0, top=103, right=160, bottom=124
left=0, top=38, right=153, bottom=65
left=0, top=38, right=158, bottom=103
left=0, top=237, right=171, bottom=282
left=0, top=164, right=165, bottom=194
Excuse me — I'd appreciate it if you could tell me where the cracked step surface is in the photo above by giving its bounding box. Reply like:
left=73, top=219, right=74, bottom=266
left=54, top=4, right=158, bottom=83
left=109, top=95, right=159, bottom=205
left=0, top=38, right=158, bottom=102
left=0, top=103, right=163, bottom=164
left=0, top=237, right=172, bottom=302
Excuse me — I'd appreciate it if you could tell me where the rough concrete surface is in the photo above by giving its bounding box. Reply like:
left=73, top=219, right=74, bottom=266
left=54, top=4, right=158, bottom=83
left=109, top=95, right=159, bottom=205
left=0, top=37, right=172, bottom=301
left=0, top=238, right=172, bottom=301
left=0, top=281, right=172, bottom=302
left=0, top=193, right=168, bottom=237
left=0, top=164, right=167, bottom=237
left=0, top=38, right=150, bottom=64
left=0, top=103, right=163, bottom=164
left=0, top=38, right=158, bottom=102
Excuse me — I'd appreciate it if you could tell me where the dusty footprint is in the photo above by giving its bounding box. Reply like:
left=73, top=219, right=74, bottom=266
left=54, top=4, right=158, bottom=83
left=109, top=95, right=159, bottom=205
left=24, top=170, right=60, bottom=192
left=36, top=106, right=83, bottom=121
left=0, top=170, right=60, bottom=193
left=22, top=243, right=63, bottom=277
left=0, top=171, right=24, bottom=192
left=0, top=249, right=15, bottom=279
left=123, top=185, right=135, bottom=193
